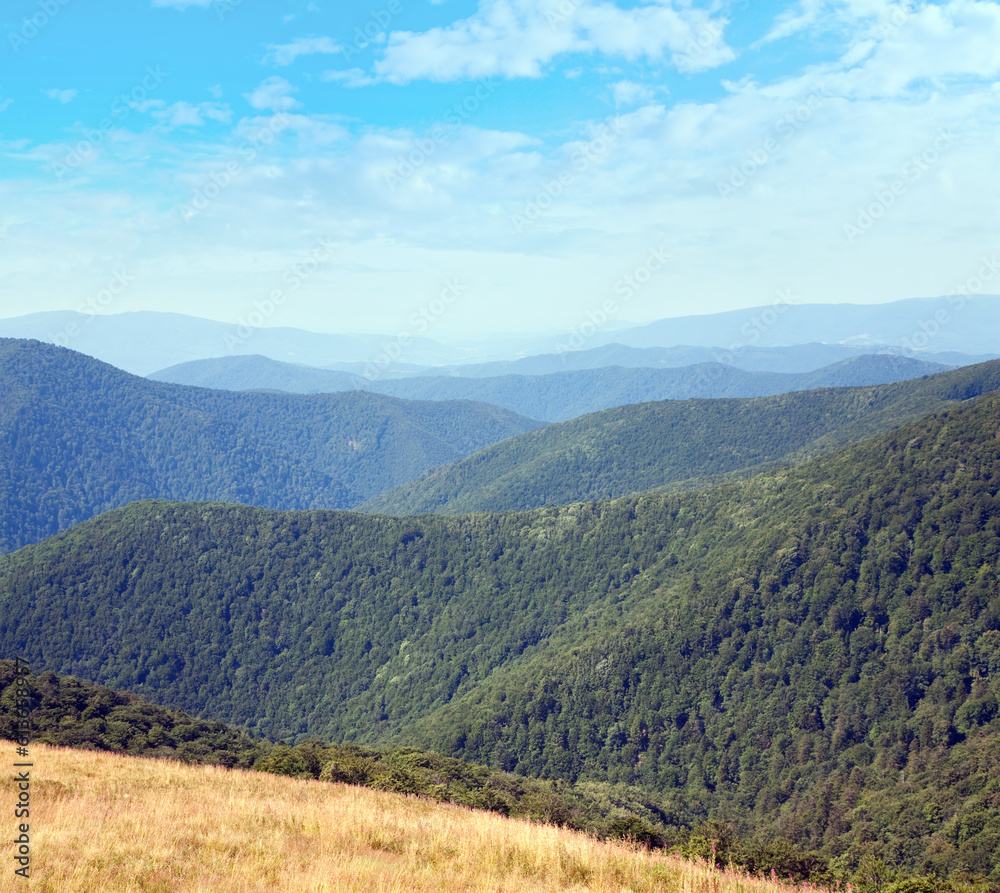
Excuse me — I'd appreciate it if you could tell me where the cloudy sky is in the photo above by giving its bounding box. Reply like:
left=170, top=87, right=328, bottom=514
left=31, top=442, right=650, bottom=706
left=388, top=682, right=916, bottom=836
left=1, top=0, right=998, bottom=343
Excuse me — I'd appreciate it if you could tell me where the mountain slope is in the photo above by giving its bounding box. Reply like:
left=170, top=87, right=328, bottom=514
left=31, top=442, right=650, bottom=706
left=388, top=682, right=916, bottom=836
left=0, top=338, right=542, bottom=553
left=403, top=389, right=1000, bottom=877
left=2, top=388, right=1000, bottom=876
left=362, top=359, right=1000, bottom=515
left=0, top=660, right=687, bottom=854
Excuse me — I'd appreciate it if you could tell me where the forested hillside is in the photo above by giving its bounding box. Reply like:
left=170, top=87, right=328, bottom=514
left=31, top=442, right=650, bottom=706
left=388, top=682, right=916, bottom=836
left=0, top=338, right=541, bottom=553
left=2, top=388, right=999, bottom=878
left=363, top=359, right=1000, bottom=515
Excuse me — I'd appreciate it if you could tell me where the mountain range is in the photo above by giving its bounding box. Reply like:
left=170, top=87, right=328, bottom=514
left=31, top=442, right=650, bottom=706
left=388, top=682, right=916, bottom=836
left=151, top=353, right=952, bottom=422
left=362, top=359, right=1000, bottom=515
left=4, top=295, right=998, bottom=376
left=0, top=338, right=540, bottom=554
left=2, top=383, right=999, bottom=879
left=4, top=301, right=1000, bottom=886
left=589, top=295, right=1000, bottom=354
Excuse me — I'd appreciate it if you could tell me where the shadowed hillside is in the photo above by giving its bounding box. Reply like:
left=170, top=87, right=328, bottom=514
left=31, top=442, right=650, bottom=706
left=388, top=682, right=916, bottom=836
left=0, top=338, right=542, bottom=553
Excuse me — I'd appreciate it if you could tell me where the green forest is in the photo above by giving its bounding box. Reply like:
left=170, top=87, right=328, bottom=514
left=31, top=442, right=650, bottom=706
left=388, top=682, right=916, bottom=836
left=364, top=358, right=1000, bottom=515
left=3, top=386, right=999, bottom=882
left=0, top=338, right=540, bottom=553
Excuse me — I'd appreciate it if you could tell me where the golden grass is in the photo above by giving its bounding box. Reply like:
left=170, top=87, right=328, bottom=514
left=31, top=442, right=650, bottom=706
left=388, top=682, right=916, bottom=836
left=6, top=743, right=818, bottom=893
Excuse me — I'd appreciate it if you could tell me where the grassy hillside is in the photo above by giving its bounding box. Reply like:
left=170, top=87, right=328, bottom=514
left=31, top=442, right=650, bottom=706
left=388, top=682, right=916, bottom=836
left=0, top=660, right=685, bottom=852
left=3, top=666, right=993, bottom=889
left=0, top=338, right=541, bottom=553
left=2, top=387, right=1000, bottom=879
left=362, top=359, right=1000, bottom=515
left=14, top=744, right=738, bottom=893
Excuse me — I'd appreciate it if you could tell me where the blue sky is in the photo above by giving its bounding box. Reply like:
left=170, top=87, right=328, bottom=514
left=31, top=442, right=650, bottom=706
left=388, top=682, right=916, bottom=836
left=1, top=0, right=999, bottom=345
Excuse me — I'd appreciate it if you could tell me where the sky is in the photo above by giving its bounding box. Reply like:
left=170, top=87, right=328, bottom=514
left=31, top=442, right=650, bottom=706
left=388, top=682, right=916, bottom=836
left=1, top=0, right=999, bottom=345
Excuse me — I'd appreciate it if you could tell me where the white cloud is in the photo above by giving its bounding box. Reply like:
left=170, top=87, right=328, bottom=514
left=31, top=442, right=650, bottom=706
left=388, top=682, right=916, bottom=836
left=265, top=36, right=342, bottom=67
left=783, top=0, right=1000, bottom=99
left=235, top=113, right=349, bottom=146
left=580, top=2, right=734, bottom=72
left=44, top=88, right=79, bottom=104
left=321, top=68, right=377, bottom=88
left=346, top=0, right=733, bottom=84
left=758, top=0, right=829, bottom=44
left=0, top=98, right=12, bottom=113
left=244, top=77, right=302, bottom=111
left=141, top=100, right=233, bottom=127
left=610, top=80, right=657, bottom=108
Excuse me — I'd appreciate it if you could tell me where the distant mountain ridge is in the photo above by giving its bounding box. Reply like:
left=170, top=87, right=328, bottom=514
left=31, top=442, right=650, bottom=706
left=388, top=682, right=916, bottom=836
left=149, top=354, right=369, bottom=393
left=593, top=294, right=1000, bottom=353
left=0, top=338, right=541, bottom=554
left=362, top=359, right=1000, bottom=515
left=0, top=311, right=466, bottom=376
left=367, top=354, right=950, bottom=422
left=4, top=295, right=999, bottom=375
left=152, top=353, right=951, bottom=422
left=406, top=342, right=986, bottom=377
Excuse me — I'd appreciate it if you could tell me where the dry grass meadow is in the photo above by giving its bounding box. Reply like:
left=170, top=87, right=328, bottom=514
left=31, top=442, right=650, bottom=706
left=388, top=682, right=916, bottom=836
left=5, top=743, right=819, bottom=893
